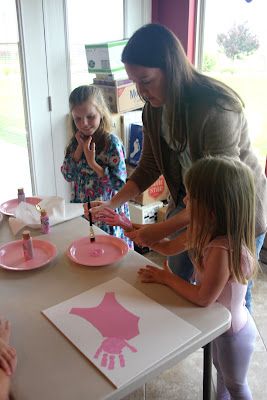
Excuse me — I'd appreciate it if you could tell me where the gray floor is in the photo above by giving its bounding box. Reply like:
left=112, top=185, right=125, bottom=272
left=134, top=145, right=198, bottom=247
left=122, top=248, right=267, bottom=400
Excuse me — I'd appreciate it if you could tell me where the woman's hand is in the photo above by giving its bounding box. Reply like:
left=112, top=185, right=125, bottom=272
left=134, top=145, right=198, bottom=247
left=125, top=223, right=167, bottom=247
left=84, top=201, right=111, bottom=221
left=138, top=260, right=173, bottom=285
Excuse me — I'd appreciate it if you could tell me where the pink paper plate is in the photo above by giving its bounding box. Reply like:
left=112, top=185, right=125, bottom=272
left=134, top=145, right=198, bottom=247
left=0, top=239, right=57, bottom=271
left=67, top=235, right=128, bottom=267
left=0, top=197, right=42, bottom=217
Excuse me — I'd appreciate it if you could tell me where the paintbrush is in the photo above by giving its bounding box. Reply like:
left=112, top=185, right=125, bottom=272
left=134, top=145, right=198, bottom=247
left=87, top=200, right=95, bottom=242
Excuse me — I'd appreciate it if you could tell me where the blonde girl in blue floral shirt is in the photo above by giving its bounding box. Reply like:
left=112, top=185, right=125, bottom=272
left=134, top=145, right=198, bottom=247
left=61, top=85, right=132, bottom=247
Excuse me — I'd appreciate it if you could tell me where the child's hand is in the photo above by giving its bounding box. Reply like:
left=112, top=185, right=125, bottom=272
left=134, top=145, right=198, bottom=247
left=95, top=207, right=133, bottom=231
left=138, top=261, right=172, bottom=285
left=0, top=320, right=17, bottom=376
left=75, top=131, right=86, bottom=146
left=83, top=136, right=96, bottom=166
left=125, top=224, right=161, bottom=247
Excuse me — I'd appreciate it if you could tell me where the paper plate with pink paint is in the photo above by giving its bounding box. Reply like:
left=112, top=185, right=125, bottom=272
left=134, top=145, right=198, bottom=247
left=67, top=235, right=128, bottom=267
left=0, top=239, right=57, bottom=271
left=0, top=197, right=42, bottom=217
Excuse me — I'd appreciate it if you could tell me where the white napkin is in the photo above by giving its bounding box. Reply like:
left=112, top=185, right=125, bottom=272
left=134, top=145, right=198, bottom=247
left=9, top=196, right=84, bottom=235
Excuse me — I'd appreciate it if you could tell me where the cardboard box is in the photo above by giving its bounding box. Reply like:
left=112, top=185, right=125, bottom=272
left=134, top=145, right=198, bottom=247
left=128, top=201, right=163, bottom=224
left=97, top=82, right=144, bottom=113
left=110, top=113, right=123, bottom=141
left=127, top=164, right=170, bottom=206
left=135, top=176, right=169, bottom=205
left=85, top=40, right=128, bottom=73
left=95, top=71, right=128, bottom=81
left=128, top=123, right=143, bottom=166
left=93, top=77, right=131, bottom=86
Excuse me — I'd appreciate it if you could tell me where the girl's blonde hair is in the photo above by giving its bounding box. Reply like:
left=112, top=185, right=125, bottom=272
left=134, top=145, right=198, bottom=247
left=184, top=156, right=257, bottom=283
left=66, top=85, right=112, bottom=155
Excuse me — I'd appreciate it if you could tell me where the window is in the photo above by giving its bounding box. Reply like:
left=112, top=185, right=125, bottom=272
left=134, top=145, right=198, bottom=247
left=198, top=0, right=267, bottom=167
left=0, top=1, right=32, bottom=203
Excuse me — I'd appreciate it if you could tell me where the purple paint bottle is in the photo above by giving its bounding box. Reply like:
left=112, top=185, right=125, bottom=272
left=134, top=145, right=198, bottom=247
left=40, top=209, right=50, bottom=234
left=22, top=230, right=34, bottom=261
left=17, top=188, right=25, bottom=203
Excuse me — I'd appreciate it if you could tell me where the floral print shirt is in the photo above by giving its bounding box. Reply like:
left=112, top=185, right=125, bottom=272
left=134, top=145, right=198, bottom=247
left=61, top=132, right=133, bottom=247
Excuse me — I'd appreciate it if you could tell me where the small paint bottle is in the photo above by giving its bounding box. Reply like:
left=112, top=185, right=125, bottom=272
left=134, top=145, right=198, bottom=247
left=17, top=188, right=25, bottom=203
left=40, top=209, right=50, bottom=234
left=22, top=230, right=34, bottom=261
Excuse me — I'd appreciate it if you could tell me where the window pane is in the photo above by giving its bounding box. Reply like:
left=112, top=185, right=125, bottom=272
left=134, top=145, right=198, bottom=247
left=0, top=1, right=32, bottom=204
left=201, top=0, right=267, bottom=167
left=66, top=0, right=124, bottom=89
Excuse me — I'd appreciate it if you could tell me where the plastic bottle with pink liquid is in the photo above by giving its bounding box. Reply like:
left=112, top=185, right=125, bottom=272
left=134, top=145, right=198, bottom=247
left=22, top=230, right=34, bottom=261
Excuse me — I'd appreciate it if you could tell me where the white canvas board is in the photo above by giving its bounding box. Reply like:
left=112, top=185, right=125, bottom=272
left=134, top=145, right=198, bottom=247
left=42, top=277, right=201, bottom=388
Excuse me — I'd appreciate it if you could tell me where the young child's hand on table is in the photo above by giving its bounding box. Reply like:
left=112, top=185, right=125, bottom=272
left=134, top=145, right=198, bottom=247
left=0, top=319, right=17, bottom=376
left=138, top=260, right=173, bottom=285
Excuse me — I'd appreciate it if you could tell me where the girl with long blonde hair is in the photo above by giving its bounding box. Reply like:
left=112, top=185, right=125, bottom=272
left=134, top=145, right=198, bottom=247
left=138, top=156, right=257, bottom=399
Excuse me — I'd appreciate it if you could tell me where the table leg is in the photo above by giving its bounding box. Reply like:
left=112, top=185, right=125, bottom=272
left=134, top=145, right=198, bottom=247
left=203, top=342, right=212, bottom=400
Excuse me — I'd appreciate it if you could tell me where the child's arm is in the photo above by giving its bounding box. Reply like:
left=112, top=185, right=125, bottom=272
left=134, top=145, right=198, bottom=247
left=0, top=368, right=11, bottom=400
left=72, top=131, right=85, bottom=162
left=83, top=137, right=105, bottom=177
left=139, top=246, right=230, bottom=307
left=126, top=225, right=188, bottom=254
left=125, top=208, right=189, bottom=247
left=93, top=207, right=134, bottom=232
left=149, top=230, right=187, bottom=255
left=0, top=319, right=17, bottom=400
left=0, top=338, right=16, bottom=376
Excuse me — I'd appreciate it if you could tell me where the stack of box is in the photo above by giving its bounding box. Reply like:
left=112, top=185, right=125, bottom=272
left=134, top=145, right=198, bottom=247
left=85, top=40, right=144, bottom=114
left=125, top=122, right=169, bottom=225
left=110, top=110, right=143, bottom=149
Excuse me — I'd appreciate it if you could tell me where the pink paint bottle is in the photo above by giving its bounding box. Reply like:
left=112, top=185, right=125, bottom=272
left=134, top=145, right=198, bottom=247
left=22, top=230, right=34, bottom=261
left=40, top=209, right=50, bottom=234
left=17, top=188, right=25, bottom=203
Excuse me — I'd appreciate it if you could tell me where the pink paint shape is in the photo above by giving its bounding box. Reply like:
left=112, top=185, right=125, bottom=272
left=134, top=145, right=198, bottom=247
left=67, top=235, right=128, bottom=267
left=0, top=197, right=42, bottom=216
left=0, top=239, right=57, bottom=271
left=70, top=292, right=139, bottom=370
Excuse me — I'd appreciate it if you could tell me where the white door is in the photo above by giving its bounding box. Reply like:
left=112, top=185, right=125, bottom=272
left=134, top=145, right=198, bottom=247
left=1, top=0, right=151, bottom=205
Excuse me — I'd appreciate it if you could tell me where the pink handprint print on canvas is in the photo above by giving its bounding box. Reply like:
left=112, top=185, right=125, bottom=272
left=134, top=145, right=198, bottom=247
left=70, top=292, right=140, bottom=370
